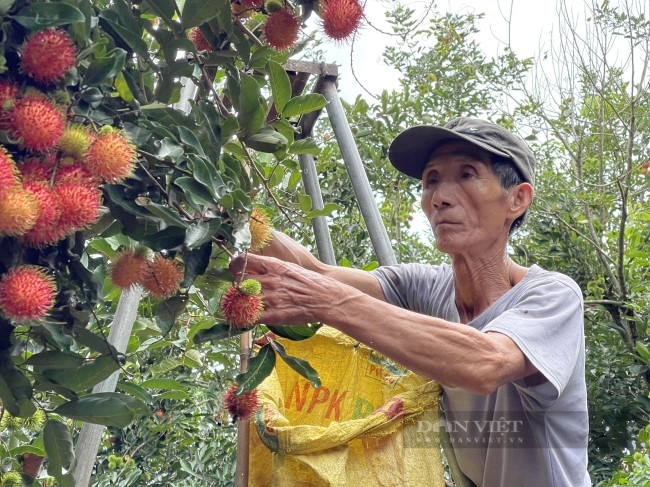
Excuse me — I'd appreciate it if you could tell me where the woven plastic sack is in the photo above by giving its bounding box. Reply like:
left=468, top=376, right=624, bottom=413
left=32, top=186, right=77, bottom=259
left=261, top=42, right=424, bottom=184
left=248, top=326, right=446, bottom=486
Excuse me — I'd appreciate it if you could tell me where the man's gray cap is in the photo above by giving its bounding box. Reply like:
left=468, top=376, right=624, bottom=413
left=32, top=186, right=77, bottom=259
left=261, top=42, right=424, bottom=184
left=388, top=117, right=536, bottom=186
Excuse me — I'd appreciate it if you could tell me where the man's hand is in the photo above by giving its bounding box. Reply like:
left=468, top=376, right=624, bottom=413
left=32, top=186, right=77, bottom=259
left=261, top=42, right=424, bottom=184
left=229, top=253, right=352, bottom=326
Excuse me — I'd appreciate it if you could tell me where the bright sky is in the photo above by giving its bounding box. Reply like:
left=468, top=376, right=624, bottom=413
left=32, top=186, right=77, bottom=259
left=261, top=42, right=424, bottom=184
left=316, top=0, right=583, bottom=100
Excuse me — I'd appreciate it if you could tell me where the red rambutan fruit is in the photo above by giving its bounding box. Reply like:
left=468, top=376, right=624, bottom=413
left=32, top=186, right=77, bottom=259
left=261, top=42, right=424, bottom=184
left=84, top=130, right=136, bottom=183
left=0, top=79, right=19, bottom=111
left=52, top=182, right=102, bottom=235
left=189, top=27, right=212, bottom=52
left=20, top=29, right=77, bottom=84
left=54, top=161, right=97, bottom=186
left=59, top=124, right=94, bottom=159
left=248, top=208, right=273, bottom=253
left=18, top=155, right=56, bottom=183
left=8, top=95, right=65, bottom=152
left=319, top=0, right=363, bottom=41
left=0, top=265, right=57, bottom=322
left=141, top=254, right=183, bottom=297
left=0, top=186, right=39, bottom=236
left=0, top=146, right=20, bottom=191
left=22, top=181, right=63, bottom=247
left=263, top=9, right=301, bottom=51
left=110, top=249, right=148, bottom=290
left=220, top=282, right=263, bottom=328
left=223, top=384, right=260, bottom=421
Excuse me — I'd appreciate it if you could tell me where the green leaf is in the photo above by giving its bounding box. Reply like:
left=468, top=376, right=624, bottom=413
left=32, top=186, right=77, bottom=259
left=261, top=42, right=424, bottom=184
left=142, top=0, right=176, bottom=24
left=267, top=61, right=292, bottom=115
left=53, top=392, right=149, bottom=428
left=241, top=126, right=288, bottom=153
left=12, top=3, right=85, bottom=29
left=174, top=177, right=217, bottom=210
left=140, top=226, right=186, bottom=251
left=238, top=74, right=266, bottom=138
left=178, top=127, right=206, bottom=157
left=183, top=349, right=203, bottom=368
left=182, top=241, right=212, bottom=286
left=298, top=193, right=312, bottom=213
left=193, top=322, right=252, bottom=344
left=71, top=327, right=115, bottom=355
left=64, top=355, right=120, bottom=392
left=98, top=10, right=148, bottom=59
left=116, top=381, right=153, bottom=404
left=283, top=94, right=327, bottom=118
left=83, top=49, right=126, bottom=86
left=151, top=357, right=184, bottom=375
left=0, top=0, right=15, bottom=16
left=213, top=0, right=234, bottom=36
left=24, top=351, right=85, bottom=369
left=44, top=420, right=74, bottom=477
left=235, top=344, right=276, bottom=394
left=140, top=378, right=188, bottom=390
left=306, top=202, right=342, bottom=218
left=184, top=220, right=221, bottom=249
left=266, top=323, right=321, bottom=341
left=136, top=200, right=188, bottom=228
left=187, top=154, right=226, bottom=199
left=636, top=341, right=650, bottom=363
left=187, top=317, right=216, bottom=344
left=289, top=137, right=321, bottom=155
left=182, top=0, right=220, bottom=29
left=155, top=295, right=189, bottom=336
left=272, top=340, right=321, bottom=388
left=156, top=390, right=192, bottom=400
left=0, top=363, right=36, bottom=417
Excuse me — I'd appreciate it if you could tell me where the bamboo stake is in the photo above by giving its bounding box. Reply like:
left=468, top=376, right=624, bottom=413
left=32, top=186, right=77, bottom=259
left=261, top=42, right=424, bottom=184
left=234, top=330, right=252, bottom=486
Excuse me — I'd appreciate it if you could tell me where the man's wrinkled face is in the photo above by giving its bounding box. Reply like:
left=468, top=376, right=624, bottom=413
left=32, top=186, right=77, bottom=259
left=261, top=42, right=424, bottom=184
left=420, top=141, right=512, bottom=255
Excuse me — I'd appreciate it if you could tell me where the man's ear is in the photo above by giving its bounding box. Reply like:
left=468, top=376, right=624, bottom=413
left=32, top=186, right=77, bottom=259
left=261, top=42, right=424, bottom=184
left=508, top=182, right=534, bottom=218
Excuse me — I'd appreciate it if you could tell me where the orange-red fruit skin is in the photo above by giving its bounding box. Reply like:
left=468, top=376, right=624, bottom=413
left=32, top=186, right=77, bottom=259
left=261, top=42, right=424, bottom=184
left=320, top=0, right=363, bottom=41
left=189, top=27, right=211, bottom=52
left=52, top=182, right=102, bottom=235
left=220, top=285, right=263, bottom=327
left=110, top=250, right=148, bottom=289
left=263, top=9, right=300, bottom=51
left=0, top=146, right=20, bottom=190
left=0, top=265, right=57, bottom=322
left=142, top=254, right=182, bottom=297
left=84, top=132, right=136, bottom=183
left=22, top=181, right=63, bottom=247
left=0, top=186, right=39, bottom=236
left=9, top=95, right=65, bottom=152
left=20, top=29, right=77, bottom=84
left=223, top=384, right=260, bottom=421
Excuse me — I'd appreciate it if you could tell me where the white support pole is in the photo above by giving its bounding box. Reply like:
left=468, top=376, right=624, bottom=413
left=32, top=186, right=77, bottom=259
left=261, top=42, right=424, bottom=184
left=72, top=286, right=143, bottom=487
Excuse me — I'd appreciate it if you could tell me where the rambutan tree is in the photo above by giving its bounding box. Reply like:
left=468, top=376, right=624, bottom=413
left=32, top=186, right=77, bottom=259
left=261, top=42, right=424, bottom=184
left=0, top=0, right=362, bottom=484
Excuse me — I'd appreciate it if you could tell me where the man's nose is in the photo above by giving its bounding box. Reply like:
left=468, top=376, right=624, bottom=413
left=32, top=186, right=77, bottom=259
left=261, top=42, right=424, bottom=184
left=431, top=182, right=456, bottom=208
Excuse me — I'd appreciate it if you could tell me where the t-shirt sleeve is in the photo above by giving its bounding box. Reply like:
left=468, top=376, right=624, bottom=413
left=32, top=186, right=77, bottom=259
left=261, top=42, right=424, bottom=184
left=372, top=263, right=447, bottom=314
left=482, top=273, right=584, bottom=401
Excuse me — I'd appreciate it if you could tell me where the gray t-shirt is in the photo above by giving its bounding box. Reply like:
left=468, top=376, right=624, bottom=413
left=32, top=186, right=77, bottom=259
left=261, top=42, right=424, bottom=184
left=372, top=263, right=590, bottom=487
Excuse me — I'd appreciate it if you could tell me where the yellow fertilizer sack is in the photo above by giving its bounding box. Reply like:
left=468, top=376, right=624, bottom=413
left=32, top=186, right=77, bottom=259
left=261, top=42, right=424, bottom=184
left=248, top=326, right=446, bottom=487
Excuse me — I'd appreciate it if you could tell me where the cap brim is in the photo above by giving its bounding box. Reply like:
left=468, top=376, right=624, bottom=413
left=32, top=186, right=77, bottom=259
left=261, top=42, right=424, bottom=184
left=388, top=125, right=512, bottom=179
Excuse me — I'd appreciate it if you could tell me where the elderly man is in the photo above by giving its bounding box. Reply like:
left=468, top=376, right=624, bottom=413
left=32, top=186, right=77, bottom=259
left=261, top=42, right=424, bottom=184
left=231, top=117, right=590, bottom=486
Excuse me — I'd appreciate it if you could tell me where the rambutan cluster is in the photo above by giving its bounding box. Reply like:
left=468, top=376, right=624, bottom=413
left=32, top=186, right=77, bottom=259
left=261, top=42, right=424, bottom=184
left=219, top=278, right=264, bottom=328
left=0, top=30, right=137, bottom=248
left=110, top=250, right=183, bottom=297
left=223, top=384, right=260, bottom=421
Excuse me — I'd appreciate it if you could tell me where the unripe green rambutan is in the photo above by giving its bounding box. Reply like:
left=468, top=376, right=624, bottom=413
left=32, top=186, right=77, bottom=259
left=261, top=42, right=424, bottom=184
left=110, top=249, right=148, bottom=289
left=220, top=284, right=263, bottom=327
left=263, top=9, right=301, bottom=51
left=0, top=412, right=22, bottom=431
left=0, top=471, right=22, bottom=487
left=22, top=181, right=64, bottom=248
left=249, top=208, right=273, bottom=252
left=0, top=186, right=39, bottom=236
left=19, top=409, right=45, bottom=431
left=239, top=278, right=262, bottom=296
left=84, top=130, right=136, bottom=183
left=20, top=28, right=77, bottom=84
left=0, top=265, right=57, bottom=323
left=59, top=124, right=94, bottom=158
left=8, top=95, right=65, bottom=152
left=263, top=0, right=283, bottom=12
left=141, top=254, right=183, bottom=297
left=52, top=182, right=102, bottom=235
left=223, top=384, right=260, bottom=421
left=0, top=146, right=20, bottom=191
